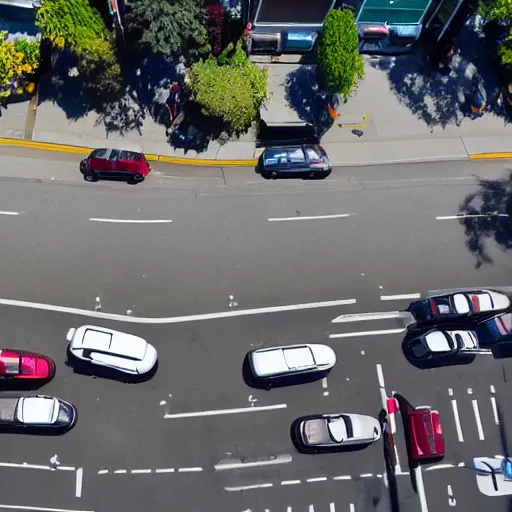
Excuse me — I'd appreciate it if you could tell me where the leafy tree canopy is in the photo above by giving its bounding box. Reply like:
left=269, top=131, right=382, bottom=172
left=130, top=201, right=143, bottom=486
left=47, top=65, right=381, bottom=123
left=36, top=0, right=122, bottom=100
left=128, top=0, right=210, bottom=60
left=189, top=41, right=267, bottom=132
left=317, top=8, right=364, bottom=98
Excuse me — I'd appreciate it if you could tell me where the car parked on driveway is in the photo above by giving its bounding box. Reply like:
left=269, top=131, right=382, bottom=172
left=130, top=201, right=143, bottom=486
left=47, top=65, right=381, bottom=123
left=408, top=329, right=482, bottom=360
left=248, top=344, right=336, bottom=384
left=408, top=289, right=510, bottom=325
left=79, top=148, right=151, bottom=184
left=0, top=350, right=55, bottom=382
left=292, top=413, right=381, bottom=452
left=0, top=395, right=76, bottom=431
left=67, top=325, right=158, bottom=377
left=256, top=145, right=331, bottom=179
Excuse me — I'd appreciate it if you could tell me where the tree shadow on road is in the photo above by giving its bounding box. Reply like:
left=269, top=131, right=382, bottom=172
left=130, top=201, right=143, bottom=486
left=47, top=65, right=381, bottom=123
left=368, top=17, right=504, bottom=130
left=458, top=175, right=512, bottom=267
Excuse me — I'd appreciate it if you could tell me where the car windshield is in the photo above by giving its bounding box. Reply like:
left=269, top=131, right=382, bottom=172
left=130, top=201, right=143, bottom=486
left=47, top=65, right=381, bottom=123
left=410, top=339, right=428, bottom=358
left=0, top=353, right=20, bottom=375
left=90, top=148, right=111, bottom=159
left=430, top=297, right=452, bottom=315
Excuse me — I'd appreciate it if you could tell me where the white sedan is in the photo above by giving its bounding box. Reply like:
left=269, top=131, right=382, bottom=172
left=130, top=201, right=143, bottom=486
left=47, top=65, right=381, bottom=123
left=248, top=344, right=336, bottom=382
left=67, top=325, right=158, bottom=376
left=293, top=413, right=381, bottom=451
left=408, top=329, right=482, bottom=359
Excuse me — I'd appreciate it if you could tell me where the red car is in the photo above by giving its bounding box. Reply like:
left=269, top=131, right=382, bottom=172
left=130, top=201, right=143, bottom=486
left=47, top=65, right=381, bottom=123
left=0, top=350, right=55, bottom=381
left=407, top=406, right=444, bottom=461
left=80, top=148, right=151, bottom=184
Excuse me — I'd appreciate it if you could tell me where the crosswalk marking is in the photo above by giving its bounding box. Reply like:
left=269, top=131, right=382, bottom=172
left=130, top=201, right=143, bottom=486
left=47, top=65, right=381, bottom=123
left=472, top=399, right=485, bottom=440
left=450, top=398, right=465, bottom=442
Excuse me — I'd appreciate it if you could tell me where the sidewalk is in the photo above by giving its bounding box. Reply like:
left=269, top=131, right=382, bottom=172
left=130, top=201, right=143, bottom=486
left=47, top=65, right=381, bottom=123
left=0, top=17, right=511, bottom=166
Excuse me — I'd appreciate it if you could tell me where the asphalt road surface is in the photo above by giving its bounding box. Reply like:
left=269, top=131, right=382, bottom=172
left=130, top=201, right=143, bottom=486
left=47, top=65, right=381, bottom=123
left=0, top=148, right=510, bottom=512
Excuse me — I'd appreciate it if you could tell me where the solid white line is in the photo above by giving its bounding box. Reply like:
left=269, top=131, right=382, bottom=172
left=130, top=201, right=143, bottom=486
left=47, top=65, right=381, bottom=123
left=177, top=467, right=203, bottom=472
left=332, top=311, right=402, bottom=323
left=0, top=507, right=94, bottom=512
left=0, top=298, right=356, bottom=325
left=57, top=466, right=76, bottom=472
left=155, top=468, right=175, bottom=473
left=287, top=507, right=292, bottom=512
left=330, top=328, right=405, bottom=339
left=281, top=480, right=301, bottom=485
left=165, top=403, right=287, bottom=419
left=268, top=214, right=351, bottom=222
left=0, top=462, right=50, bottom=470
left=215, top=455, right=292, bottom=470
left=472, top=399, right=485, bottom=440
left=131, top=469, right=152, bottom=474
left=97, top=470, right=108, bottom=475
left=330, top=504, right=335, bottom=512
left=360, top=473, right=373, bottom=478
left=114, top=470, right=127, bottom=474
left=436, top=214, right=509, bottom=220
left=309, top=505, right=314, bottom=512
left=0, top=211, right=19, bottom=216
left=426, top=464, right=454, bottom=471
left=349, top=505, right=355, bottom=512
left=491, top=396, right=500, bottom=425
left=376, top=364, right=385, bottom=388
left=414, top=466, right=429, bottom=512
left=89, top=218, right=173, bottom=224
left=307, top=477, right=328, bottom=483
left=225, top=483, right=273, bottom=491
left=451, top=399, right=464, bottom=442
left=75, top=468, right=83, bottom=498
left=381, top=293, right=421, bottom=301
left=333, top=475, right=352, bottom=480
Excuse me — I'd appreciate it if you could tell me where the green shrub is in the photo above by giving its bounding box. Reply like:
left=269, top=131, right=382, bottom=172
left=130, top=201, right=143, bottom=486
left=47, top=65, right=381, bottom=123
left=13, top=39, right=40, bottom=70
left=189, top=42, right=267, bottom=132
left=317, top=8, right=364, bottom=99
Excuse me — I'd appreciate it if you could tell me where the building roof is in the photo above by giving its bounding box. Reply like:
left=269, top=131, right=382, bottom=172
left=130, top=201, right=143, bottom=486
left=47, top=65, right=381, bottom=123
left=357, top=0, right=433, bottom=25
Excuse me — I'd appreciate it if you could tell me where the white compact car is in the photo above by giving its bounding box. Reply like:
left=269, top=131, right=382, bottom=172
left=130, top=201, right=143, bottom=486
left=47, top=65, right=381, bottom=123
left=293, top=413, right=381, bottom=451
left=67, top=325, right=158, bottom=376
left=249, top=344, right=336, bottom=381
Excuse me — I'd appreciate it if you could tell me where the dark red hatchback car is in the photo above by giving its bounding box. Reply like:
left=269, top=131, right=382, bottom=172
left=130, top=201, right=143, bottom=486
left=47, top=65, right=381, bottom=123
left=80, top=148, right=151, bottom=184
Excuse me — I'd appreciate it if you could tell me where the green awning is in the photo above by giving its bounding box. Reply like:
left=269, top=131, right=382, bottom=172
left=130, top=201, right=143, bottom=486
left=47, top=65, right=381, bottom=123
left=357, top=0, right=433, bottom=25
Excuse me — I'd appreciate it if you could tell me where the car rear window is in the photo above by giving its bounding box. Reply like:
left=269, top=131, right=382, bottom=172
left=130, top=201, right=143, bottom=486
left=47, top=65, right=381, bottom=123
left=118, top=151, right=143, bottom=161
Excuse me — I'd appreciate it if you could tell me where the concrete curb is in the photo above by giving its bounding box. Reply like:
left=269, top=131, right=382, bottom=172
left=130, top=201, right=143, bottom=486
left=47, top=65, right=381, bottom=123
left=0, top=137, right=258, bottom=167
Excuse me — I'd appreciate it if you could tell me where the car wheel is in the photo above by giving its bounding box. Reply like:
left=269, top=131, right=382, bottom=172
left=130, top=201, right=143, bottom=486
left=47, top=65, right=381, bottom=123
left=84, top=172, right=99, bottom=182
left=129, top=174, right=144, bottom=184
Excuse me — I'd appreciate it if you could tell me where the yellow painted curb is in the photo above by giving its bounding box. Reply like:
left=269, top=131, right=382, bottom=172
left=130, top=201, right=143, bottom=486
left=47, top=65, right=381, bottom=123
left=0, top=137, right=90, bottom=155
left=469, top=152, right=512, bottom=160
left=0, top=137, right=257, bottom=167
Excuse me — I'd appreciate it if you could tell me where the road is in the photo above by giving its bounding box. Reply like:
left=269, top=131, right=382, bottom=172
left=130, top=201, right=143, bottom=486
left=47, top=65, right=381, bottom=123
left=0, top=147, right=510, bottom=512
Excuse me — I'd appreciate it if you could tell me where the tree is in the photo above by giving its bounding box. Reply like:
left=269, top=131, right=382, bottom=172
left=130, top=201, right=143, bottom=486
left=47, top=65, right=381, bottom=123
left=36, top=0, right=122, bottom=100
left=0, top=32, right=39, bottom=100
left=127, top=0, right=210, bottom=60
left=189, top=40, right=267, bottom=132
left=205, top=0, right=225, bottom=56
left=317, top=8, right=364, bottom=99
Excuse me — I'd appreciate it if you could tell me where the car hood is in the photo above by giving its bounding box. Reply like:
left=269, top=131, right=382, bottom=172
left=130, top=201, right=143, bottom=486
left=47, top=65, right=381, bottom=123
left=488, top=291, right=511, bottom=311
left=347, top=414, right=381, bottom=439
left=309, top=344, right=336, bottom=367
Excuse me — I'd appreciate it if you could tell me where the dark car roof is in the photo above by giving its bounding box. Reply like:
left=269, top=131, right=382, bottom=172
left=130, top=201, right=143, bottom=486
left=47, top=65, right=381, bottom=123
left=89, top=149, right=144, bottom=161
